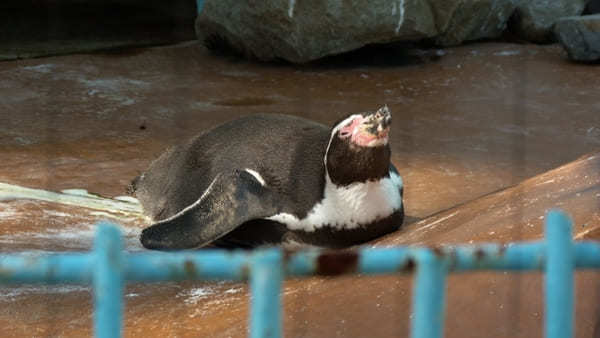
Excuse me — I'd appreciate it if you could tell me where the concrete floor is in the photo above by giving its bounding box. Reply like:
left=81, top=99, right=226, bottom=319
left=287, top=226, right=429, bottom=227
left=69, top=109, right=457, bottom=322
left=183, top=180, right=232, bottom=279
left=0, top=41, right=599, bottom=337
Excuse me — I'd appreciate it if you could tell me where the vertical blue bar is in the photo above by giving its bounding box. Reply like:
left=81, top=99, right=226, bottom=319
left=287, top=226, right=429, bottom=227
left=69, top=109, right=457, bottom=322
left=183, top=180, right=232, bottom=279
left=250, top=249, right=283, bottom=338
left=545, top=210, right=574, bottom=338
left=411, top=250, right=447, bottom=338
left=93, top=223, right=124, bottom=338
left=196, top=0, right=205, bottom=13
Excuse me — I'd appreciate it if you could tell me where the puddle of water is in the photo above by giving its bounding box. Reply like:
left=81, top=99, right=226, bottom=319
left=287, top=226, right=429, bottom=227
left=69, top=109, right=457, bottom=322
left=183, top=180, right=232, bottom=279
left=0, top=183, right=147, bottom=252
left=0, top=182, right=145, bottom=219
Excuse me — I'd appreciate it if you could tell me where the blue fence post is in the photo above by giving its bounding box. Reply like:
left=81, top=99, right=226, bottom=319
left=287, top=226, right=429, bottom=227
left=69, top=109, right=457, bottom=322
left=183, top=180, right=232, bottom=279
left=93, top=223, right=124, bottom=338
left=545, top=210, right=574, bottom=338
left=249, top=249, right=283, bottom=338
left=196, top=0, right=205, bottom=13
left=411, top=249, right=447, bottom=338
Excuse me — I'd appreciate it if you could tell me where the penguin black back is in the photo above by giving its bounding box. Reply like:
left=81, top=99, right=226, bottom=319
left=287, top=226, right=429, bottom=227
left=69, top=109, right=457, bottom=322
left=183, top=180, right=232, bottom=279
left=134, top=114, right=330, bottom=221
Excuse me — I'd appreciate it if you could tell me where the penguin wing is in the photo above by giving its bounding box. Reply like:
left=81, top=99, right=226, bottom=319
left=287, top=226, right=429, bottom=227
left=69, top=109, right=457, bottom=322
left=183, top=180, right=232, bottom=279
left=140, top=169, right=281, bottom=250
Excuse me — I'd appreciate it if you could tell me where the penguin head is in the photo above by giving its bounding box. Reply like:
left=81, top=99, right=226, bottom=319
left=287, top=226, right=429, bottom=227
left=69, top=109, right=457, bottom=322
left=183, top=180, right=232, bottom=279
left=325, top=106, right=392, bottom=186
left=337, top=106, right=392, bottom=148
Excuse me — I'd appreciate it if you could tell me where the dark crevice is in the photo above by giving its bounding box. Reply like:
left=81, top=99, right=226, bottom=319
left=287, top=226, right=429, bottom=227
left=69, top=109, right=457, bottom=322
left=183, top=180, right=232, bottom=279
left=0, top=0, right=197, bottom=60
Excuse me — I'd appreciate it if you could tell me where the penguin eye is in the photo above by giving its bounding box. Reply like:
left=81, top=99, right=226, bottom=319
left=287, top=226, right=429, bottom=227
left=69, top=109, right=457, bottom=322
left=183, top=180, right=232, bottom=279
left=339, top=120, right=357, bottom=138
left=339, top=130, right=351, bottom=138
left=336, top=115, right=363, bottom=139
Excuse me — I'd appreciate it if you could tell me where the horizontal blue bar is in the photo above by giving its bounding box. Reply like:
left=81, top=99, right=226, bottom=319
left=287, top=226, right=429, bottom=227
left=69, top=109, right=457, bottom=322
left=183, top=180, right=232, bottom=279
left=435, top=243, right=546, bottom=271
left=0, top=253, right=93, bottom=284
left=573, top=242, right=600, bottom=268
left=125, top=251, right=250, bottom=281
left=2, top=241, right=600, bottom=284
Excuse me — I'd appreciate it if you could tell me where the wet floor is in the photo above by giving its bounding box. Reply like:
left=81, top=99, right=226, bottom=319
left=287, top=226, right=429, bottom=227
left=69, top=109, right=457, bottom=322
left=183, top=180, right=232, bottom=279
left=0, top=41, right=599, bottom=337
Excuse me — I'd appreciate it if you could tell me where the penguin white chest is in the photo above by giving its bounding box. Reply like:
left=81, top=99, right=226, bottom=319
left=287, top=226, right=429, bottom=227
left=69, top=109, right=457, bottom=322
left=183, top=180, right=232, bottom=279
left=267, top=171, right=403, bottom=232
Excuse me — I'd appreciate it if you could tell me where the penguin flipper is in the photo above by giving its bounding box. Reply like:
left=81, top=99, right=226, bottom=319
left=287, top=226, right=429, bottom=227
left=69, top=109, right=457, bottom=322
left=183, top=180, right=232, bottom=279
left=140, top=170, right=279, bottom=250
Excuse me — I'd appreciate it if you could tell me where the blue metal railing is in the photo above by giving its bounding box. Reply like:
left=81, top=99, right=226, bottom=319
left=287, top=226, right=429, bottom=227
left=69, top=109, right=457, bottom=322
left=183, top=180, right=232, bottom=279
left=1, top=209, right=599, bottom=337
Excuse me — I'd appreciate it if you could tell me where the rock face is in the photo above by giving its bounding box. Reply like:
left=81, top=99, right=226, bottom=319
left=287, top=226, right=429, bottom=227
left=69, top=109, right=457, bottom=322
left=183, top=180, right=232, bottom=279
left=195, top=0, right=438, bottom=63
left=195, top=0, right=524, bottom=62
left=554, top=14, right=600, bottom=61
left=509, top=0, right=587, bottom=43
left=433, top=0, right=517, bottom=46
left=196, top=0, right=598, bottom=62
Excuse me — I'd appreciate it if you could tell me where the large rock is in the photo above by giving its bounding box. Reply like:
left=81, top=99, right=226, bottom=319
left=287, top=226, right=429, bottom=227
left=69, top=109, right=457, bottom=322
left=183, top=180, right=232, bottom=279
left=554, top=14, right=600, bottom=61
left=509, top=0, right=587, bottom=43
left=432, top=0, right=517, bottom=46
left=195, top=0, right=526, bottom=62
left=195, top=0, right=437, bottom=63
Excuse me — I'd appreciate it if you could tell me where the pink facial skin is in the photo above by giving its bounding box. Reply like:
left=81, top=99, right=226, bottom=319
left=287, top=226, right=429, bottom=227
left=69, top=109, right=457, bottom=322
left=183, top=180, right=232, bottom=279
left=339, top=116, right=389, bottom=147
left=339, top=116, right=364, bottom=138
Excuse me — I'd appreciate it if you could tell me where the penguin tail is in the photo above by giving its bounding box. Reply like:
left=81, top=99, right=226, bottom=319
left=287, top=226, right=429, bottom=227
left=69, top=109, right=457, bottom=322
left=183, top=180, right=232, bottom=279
left=126, top=174, right=142, bottom=195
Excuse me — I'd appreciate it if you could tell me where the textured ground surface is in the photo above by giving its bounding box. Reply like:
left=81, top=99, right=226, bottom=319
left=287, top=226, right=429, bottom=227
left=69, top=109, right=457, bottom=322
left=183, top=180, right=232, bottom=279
left=0, top=41, right=599, bottom=337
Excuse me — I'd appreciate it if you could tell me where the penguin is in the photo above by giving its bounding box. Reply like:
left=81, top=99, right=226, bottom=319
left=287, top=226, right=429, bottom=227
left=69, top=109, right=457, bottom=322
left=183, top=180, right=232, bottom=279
left=133, top=106, right=404, bottom=250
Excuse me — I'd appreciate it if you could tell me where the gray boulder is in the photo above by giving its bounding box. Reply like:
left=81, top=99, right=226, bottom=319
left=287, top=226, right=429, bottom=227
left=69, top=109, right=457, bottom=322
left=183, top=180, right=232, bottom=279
left=195, top=0, right=438, bottom=63
left=510, top=0, right=587, bottom=43
left=198, top=0, right=575, bottom=63
left=554, top=14, right=600, bottom=61
left=432, top=0, right=517, bottom=46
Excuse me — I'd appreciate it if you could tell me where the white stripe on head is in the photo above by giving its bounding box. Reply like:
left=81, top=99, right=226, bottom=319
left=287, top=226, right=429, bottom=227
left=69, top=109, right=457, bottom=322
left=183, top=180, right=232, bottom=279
left=324, top=114, right=362, bottom=167
left=244, top=168, right=266, bottom=186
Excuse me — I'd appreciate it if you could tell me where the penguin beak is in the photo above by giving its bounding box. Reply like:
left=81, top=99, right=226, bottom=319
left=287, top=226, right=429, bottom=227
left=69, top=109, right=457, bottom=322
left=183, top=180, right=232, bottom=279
left=337, top=107, right=392, bottom=148
left=341, top=106, right=391, bottom=148
left=364, top=106, right=392, bottom=139
left=376, top=106, right=392, bottom=130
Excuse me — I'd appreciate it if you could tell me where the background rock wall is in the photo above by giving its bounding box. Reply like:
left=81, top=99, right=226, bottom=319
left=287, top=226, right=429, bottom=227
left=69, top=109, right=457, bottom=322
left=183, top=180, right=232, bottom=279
left=195, top=0, right=599, bottom=62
